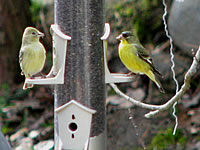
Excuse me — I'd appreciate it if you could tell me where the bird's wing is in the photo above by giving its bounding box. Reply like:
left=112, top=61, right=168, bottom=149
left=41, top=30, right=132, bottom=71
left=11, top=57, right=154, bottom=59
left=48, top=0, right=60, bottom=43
left=19, top=48, right=25, bottom=75
left=19, top=49, right=24, bottom=64
left=135, top=44, right=162, bottom=77
left=135, top=44, right=150, bottom=59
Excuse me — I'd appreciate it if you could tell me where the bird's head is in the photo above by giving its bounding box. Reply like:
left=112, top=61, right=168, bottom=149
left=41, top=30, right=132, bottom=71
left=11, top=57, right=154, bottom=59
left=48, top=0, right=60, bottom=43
left=22, top=27, right=44, bottom=43
left=116, top=31, right=139, bottom=44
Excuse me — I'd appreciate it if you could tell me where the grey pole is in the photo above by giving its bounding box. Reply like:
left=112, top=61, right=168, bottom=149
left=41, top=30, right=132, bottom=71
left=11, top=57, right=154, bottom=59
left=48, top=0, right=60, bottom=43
left=54, top=0, right=106, bottom=149
left=0, top=131, right=12, bottom=150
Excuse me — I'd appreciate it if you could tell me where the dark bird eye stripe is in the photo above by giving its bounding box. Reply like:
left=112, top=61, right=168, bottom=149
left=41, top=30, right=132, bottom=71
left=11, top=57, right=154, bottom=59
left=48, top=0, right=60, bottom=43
left=122, top=31, right=133, bottom=38
left=122, top=33, right=128, bottom=38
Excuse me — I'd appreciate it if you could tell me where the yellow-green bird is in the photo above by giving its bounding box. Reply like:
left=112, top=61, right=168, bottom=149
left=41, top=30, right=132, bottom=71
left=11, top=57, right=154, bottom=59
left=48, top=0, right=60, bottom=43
left=116, top=31, right=164, bottom=93
left=19, top=27, right=46, bottom=90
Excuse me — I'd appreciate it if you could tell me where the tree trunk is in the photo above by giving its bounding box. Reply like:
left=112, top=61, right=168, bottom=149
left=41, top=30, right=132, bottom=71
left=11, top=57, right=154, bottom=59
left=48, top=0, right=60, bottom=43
left=0, top=0, right=32, bottom=85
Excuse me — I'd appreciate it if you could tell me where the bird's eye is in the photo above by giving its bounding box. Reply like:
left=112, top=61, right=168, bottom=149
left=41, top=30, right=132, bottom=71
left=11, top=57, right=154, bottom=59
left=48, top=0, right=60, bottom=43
left=122, top=33, right=128, bottom=38
left=32, top=32, right=36, bottom=35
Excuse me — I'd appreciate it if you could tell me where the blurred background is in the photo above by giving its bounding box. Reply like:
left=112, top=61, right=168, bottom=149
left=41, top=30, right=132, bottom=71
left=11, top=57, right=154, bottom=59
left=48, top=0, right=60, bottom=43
left=0, top=0, right=200, bottom=149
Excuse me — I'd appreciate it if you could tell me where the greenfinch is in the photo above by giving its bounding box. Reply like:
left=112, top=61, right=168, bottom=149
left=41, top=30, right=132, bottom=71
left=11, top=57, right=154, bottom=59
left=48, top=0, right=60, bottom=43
left=19, top=27, right=46, bottom=90
left=116, top=31, right=164, bottom=93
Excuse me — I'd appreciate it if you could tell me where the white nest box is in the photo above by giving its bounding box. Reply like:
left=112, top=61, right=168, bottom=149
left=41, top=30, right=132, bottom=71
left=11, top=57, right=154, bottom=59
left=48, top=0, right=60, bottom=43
left=55, top=100, right=96, bottom=149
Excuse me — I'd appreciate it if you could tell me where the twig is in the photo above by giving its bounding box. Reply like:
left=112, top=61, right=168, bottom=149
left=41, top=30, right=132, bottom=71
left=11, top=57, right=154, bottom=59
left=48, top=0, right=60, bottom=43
left=109, top=83, right=161, bottom=110
left=145, top=47, right=200, bottom=118
left=109, top=47, right=200, bottom=118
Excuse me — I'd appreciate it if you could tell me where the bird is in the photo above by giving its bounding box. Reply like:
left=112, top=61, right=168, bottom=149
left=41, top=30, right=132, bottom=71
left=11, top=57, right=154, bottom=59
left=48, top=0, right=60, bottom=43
left=116, top=31, right=165, bottom=93
left=19, top=27, right=46, bottom=90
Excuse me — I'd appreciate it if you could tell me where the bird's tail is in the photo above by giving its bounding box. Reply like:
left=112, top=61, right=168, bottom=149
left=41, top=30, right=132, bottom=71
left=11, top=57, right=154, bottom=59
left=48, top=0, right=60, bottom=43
left=146, top=71, right=165, bottom=93
left=154, top=76, right=165, bottom=93
left=23, top=82, right=33, bottom=90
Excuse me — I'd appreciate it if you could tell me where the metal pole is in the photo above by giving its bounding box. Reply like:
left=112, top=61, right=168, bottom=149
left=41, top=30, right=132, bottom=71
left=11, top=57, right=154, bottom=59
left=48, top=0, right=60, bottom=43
left=54, top=0, right=106, bottom=149
left=0, top=131, right=12, bottom=150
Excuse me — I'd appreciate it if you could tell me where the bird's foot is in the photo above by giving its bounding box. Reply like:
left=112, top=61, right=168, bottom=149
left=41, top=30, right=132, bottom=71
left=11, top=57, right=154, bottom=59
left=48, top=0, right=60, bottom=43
left=46, top=73, right=56, bottom=78
left=40, top=73, right=46, bottom=79
left=126, top=72, right=136, bottom=76
left=30, top=76, right=35, bottom=79
left=31, top=73, right=46, bottom=79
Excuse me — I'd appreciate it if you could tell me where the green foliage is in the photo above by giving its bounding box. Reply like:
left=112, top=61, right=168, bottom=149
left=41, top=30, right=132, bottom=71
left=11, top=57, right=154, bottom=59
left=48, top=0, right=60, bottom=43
left=0, top=83, right=29, bottom=105
left=0, top=96, right=7, bottom=113
left=1, top=123, right=13, bottom=134
left=11, top=88, right=30, bottom=100
left=106, top=0, right=164, bottom=43
left=0, top=83, right=30, bottom=134
left=147, top=128, right=188, bottom=150
left=30, top=0, right=44, bottom=22
left=0, top=83, right=11, bottom=113
left=107, top=88, right=116, bottom=96
left=44, top=52, right=53, bottom=73
left=196, top=136, right=200, bottom=141
left=41, top=122, right=54, bottom=128
left=118, top=146, right=147, bottom=150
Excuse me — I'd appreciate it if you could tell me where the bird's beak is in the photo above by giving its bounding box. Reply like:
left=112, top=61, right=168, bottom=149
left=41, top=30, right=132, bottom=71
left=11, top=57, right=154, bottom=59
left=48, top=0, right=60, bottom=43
left=116, top=34, right=123, bottom=40
left=37, top=32, right=45, bottom=37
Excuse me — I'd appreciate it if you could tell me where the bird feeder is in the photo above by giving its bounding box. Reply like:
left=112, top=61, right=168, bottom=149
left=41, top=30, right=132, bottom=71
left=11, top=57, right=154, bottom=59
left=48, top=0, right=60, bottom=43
left=101, top=23, right=134, bottom=83
left=25, top=24, right=71, bottom=85
left=55, top=100, right=96, bottom=150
